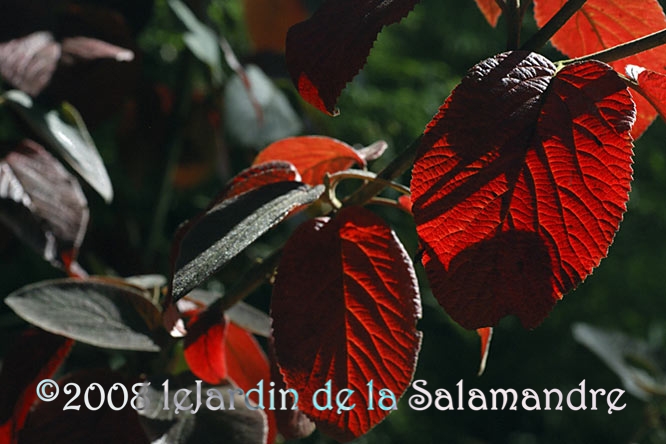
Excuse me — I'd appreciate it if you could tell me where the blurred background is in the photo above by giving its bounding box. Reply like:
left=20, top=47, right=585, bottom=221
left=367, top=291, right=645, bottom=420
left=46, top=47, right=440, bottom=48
left=1, top=0, right=666, bottom=442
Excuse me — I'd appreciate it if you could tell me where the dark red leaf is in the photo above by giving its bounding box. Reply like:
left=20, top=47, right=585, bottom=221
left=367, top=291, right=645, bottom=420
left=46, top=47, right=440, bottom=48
left=286, top=0, right=419, bottom=114
left=272, top=206, right=422, bottom=442
left=221, top=161, right=301, bottom=200
left=0, top=329, right=72, bottom=444
left=19, top=369, right=148, bottom=444
left=474, top=0, right=502, bottom=27
left=533, top=0, right=666, bottom=138
left=477, top=327, right=493, bottom=376
left=253, top=136, right=366, bottom=185
left=625, top=65, right=666, bottom=125
left=268, top=340, right=315, bottom=440
left=411, top=51, right=634, bottom=330
left=0, top=140, right=88, bottom=269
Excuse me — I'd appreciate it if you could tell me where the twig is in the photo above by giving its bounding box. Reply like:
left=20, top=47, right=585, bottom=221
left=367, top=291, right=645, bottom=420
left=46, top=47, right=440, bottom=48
left=559, top=28, right=666, bottom=65
left=522, top=0, right=588, bottom=51
left=343, top=135, right=422, bottom=208
left=505, top=0, right=522, bottom=50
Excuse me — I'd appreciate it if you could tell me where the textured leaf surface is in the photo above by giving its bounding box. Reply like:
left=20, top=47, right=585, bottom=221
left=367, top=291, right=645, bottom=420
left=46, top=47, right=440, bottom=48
left=253, top=136, right=365, bottom=185
left=4, top=90, right=113, bottom=202
left=272, top=206, right=422, bottom=442
left=533, top=0, right=666, bottom=138
left=625, top=65, right=666, bottom=125
left=5, top=279, right=162, bottom=351
left=0, top=140, right=88, bottom=268
left=170, top=181, right=324, bottom=301
left=286, top=0, right=419, bottom=114
left=411, top=51, right=634, bottom=329
left=0, top=329, right=72, bottom=443
left=474, top=0, right=502, bottom=27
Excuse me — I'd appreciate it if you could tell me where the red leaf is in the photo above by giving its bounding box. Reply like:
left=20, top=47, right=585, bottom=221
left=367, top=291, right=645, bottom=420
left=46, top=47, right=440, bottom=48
left=268, top=340, right=315, bottom=440
left=625, top=65, right=666, bottom=125
left=533, top=0, right=666, bottom=138
left=286, top=0, right=419, bottom=114
left=271, top=206, right=422, bottom=442
left=411, top=51, right=634, bottom=330
left=254, top=136, right=366, bottom=185
left=221, top=161, right=301, bottom=200
left=0, top=329, right=73, bottom=443
left=477, top=327, right=493, bottom=376
left=474, top=0, right=502, bottom=27
left=184, top=309, right=276, bottom=443
left=184, top=309, right=229, bottom=384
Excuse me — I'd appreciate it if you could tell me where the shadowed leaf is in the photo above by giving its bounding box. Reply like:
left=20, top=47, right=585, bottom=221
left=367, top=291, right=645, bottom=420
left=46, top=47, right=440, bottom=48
left=533, top=0, right=666, bottom=138
left=411, top=51, right=634, bottom=329
left=286, top=0, right=419, bottom=114
left=0, top=140, right=88, bottom=269
left=0, top=329, right=72, bottom=443
left=19, top=369, right=148, bottom=444
left=272, top=206, right=422, bottom=442
left=5, top=278, right=162, bottom=351
left=221, top=161, right=301, bottom=200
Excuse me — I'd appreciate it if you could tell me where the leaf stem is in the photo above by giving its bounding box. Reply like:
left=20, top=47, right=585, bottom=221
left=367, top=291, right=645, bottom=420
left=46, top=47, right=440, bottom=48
left=521, top=0, right=588, bottom=51
left=343, top=135, right=422, bottom=208
left=506, top=0, right=522, bottom=50
left=560, top=28, right=666, bottom=65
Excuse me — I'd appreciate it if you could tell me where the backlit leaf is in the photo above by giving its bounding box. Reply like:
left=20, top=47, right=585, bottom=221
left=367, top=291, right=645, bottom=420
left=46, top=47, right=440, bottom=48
left=286, top=0, right=420, bottom=114
left=5, top=278, right=162, bottom=351
left=625, top=65, right=666, bottom=125
left=533, top=0, right=666, bottom=138
left=474, top=0, right=502, bottom=27
left=184, top=309, right=228, bottom=384
left=221, top=161, right=301, bottom=200
left=0, top=140, right=88, bottom=269
left=411, top=51, right=634, bottom=329
left=0, top=329, right=72, bottom=443
left=4, top=90, right=113, bottom=202
left=170, top=181, right=324, bottom=301
left=253, top=136, right=366, bottom=185
left=272, top=206, right=422, bottom=442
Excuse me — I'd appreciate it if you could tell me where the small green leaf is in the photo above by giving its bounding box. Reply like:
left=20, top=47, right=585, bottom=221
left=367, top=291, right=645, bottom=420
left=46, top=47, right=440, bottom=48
left=3, top=90, right=113, bottom=202
left=5, top=279, right=162, bottom=351
left=170, top=181, right=324, bottom=302
left=168, top=0, right=223, bottom=85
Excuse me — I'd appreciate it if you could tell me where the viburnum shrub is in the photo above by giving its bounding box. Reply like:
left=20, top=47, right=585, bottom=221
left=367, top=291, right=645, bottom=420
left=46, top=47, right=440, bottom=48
left=2, top=0, right=666, bottom=442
